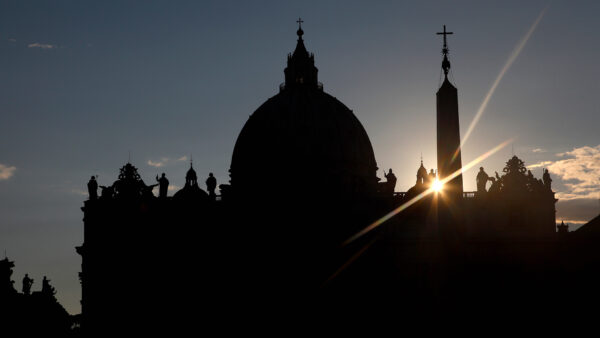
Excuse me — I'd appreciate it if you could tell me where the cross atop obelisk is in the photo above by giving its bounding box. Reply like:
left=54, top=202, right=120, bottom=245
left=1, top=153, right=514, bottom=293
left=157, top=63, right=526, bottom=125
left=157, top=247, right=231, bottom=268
left=436, top=25, right=454, bottom=77
left=437, top=25, right=453, bottom=50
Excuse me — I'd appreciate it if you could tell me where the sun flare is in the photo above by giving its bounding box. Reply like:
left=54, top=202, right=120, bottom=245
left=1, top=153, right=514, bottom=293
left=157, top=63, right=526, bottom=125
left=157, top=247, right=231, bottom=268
left=433, top=179, right=443, bottom=192
left=342, top=138, right=513, bottom=247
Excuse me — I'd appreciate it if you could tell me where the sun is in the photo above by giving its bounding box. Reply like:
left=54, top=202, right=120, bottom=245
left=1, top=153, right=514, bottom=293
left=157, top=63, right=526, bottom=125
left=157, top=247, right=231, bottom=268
left=433, top=179, right=444, bottom=192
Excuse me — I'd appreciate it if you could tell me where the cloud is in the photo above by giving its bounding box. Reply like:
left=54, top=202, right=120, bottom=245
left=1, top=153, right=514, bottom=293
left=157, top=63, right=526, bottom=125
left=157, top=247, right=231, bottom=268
left=147, top=156, right=189, bottom=168
left=28, top=42, right=57, bottom=49
left=560, top=220, right=588, bottom=225
left=148, top=185, right=180, bottom=198
left=556, top=198, right=599, bottom=221
left=546, top=145, right=600, bottom=201
left=532, top=148, right=546, bottom=153
left=70, top=188, right=88, bottom=196
left=526, top=145, right=600, bottom=228
left=527, top=161, right=553, bottom=169
left=0, top=164, right=16, bottom=180
left=555, top=198, right=599, bottom=230
left=147, top=159, right=166, bottom=168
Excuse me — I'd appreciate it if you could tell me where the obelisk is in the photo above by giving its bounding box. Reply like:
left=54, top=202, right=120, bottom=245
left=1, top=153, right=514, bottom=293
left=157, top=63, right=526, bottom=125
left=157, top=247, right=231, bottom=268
left=436, top=25, right=463, bottom=200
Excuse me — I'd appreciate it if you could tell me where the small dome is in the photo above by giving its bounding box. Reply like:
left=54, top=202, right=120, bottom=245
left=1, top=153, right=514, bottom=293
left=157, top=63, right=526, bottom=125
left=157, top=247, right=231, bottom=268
left=175, top=162, right=207, bottom=202
left=417, top=163, right=428, bottom=179
left=186, top=166, right=197, bottom=182
left=173, top=184, right=208, bottom=201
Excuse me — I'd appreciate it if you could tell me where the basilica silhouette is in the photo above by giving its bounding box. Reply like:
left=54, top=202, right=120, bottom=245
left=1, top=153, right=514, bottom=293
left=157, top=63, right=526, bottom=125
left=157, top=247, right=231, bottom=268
left=58, top=22, right=599, bottom=332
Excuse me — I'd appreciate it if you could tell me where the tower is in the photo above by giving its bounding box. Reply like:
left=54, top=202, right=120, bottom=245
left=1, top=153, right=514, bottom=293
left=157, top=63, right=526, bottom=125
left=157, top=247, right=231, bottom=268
left=436, top=25, right=463, bottom=199
left=283, top=18, right=319, bottom=88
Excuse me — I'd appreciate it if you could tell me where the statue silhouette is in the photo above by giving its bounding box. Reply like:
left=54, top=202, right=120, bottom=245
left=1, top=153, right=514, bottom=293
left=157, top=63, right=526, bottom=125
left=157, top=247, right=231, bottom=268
left=87, top=176, right=98, bottom=200
left=384, top=169, right=397, bottom=192
left=476, top=167, right=489, bottom=193
left=206, top=173, right=217, bottom=199
left=156, top=173, right=169, bottom=198
left=543, top=169, right=552, bottom=189
left=22, top=273, right=33, bottom=295
left=41, top=276, right=56, bottom=297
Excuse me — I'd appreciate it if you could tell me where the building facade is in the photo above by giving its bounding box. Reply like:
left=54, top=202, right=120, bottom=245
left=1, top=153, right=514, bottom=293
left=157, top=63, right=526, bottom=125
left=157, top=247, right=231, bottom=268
left=77, top=24, right=564, bottom=331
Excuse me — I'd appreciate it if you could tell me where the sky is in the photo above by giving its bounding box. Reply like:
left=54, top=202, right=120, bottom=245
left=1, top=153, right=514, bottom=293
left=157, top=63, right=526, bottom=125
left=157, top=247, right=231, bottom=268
left=1, top=0, right=599, bottom=314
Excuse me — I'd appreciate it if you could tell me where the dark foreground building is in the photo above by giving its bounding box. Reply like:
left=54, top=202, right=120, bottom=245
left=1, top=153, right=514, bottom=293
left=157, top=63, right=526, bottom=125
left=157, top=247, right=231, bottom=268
left=75, top=24, right=599, bottom=332
left=0, top=257, right=76, bottom=335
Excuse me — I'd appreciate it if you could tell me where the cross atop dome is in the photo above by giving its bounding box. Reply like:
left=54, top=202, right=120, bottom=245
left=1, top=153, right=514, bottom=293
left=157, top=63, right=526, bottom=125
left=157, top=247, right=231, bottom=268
left=296, top=17, right=304, bottom=38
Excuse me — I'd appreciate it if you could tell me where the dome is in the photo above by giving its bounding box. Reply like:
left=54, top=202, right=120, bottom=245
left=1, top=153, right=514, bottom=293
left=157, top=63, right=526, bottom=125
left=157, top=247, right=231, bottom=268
left=185, top=166, right=197, bottom=182
left=173, top=163, right=208, bottom=201
left=417, top=163, right=428, bottom=181
left=174, top=163, right=208, bottom=201
left=173, top=183, right=208, bottom=201
left=230, top=28, right=378, bottom=199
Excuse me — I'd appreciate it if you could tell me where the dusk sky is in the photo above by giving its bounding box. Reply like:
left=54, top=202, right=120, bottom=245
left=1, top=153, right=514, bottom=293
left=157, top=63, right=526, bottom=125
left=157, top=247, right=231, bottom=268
left=1, top=1, right=598, bottom=314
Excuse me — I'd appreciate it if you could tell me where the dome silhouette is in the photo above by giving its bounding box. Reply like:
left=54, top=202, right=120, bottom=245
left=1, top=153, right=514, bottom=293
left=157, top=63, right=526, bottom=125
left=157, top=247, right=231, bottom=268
left=173, top=163, right=208, bottom=201
left=417, top=163, right=428, bottom=182
left=230, top=29, right=378, bottom=199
